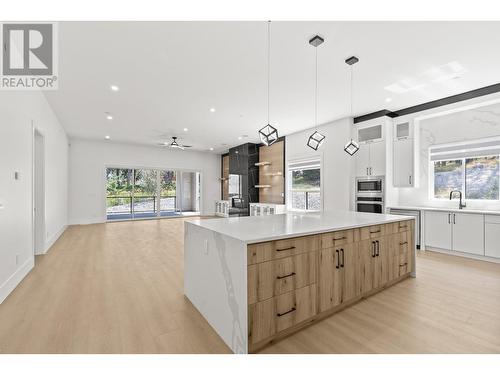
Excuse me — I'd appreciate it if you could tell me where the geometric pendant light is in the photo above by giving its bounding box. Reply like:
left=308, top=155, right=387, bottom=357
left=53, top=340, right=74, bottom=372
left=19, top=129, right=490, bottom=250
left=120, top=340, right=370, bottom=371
left=307, top=35, right=325, bottom=151
left=259, top=21, right=279, bottom=146
left=344, top=55, right=360, bottom=156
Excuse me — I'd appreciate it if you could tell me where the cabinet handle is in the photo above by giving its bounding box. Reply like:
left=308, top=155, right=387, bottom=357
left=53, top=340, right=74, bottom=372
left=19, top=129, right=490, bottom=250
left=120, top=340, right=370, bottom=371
left=370, top=167, right=372, bottom=175
left=399, top=241, right=408, bottom=246
left=371, top=242, right=376, bottom=258
left=399, top=262, right=408, bottom=267
left=333, top=236, right=346, bottom=242
left=277, top=307, right=296, bottom=317
left=366, top=167, right=369, bottom=175
left=276, top=246, right=295, bottom=252
left=370, top=229, right=381, bottom=234
left=336, top=249, right=340, bottom=269
left=453, top=214, right=456, bottom=224
left=340, top=248, right=345, bottom=267
left=276, top=272, right=296, bottom=280
left=376, top=240, right=380, bottom=256
left=409, top=175, right=412, bottom=185
left=448, top=213, right=451, bottom=224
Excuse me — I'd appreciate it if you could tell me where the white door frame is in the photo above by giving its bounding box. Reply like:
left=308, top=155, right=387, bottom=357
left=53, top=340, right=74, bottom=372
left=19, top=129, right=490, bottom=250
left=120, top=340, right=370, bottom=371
left=32, top=125, right=46, bottom=255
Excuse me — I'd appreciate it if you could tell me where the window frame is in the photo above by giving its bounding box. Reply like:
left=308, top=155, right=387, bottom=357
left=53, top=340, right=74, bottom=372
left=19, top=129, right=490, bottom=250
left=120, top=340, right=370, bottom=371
left=286, top=155, right=323, bottom=212
left=429, top=153, right=500, bottom=202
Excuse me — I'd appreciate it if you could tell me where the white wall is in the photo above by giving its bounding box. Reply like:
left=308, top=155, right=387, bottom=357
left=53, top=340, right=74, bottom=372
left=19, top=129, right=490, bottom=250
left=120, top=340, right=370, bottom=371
left=68, top=139, right=220, bottom=224
left=0, top=90, right=68, bottom=303
left=398, top=99, right=500, bottom=211
left=285, top=117, right=354, bottom=212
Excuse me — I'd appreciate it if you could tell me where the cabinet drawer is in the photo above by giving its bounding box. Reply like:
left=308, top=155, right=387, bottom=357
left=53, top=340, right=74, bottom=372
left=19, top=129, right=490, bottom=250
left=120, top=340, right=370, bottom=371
left=321, top=229, right=354, bottom=249
left=360, top=224, right=385, bottom=240
left=247, top=235, right=319, bottom=265
left=248, top=252, right=317, bottom=304
left=398, top=232, right=411, bottom=275
left=248, top=284, right=317, bottom=345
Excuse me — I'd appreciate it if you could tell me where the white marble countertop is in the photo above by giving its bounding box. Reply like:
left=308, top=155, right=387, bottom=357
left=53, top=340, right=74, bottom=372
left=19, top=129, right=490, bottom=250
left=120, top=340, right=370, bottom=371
left=187, top=210, right=414, bottom=244
left=387, top=205, right=500, bottom=216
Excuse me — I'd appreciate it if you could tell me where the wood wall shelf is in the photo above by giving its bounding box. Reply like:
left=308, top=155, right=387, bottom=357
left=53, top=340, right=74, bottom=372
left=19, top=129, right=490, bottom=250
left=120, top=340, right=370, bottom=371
left=255, top=185, right=271, bottom=188
left=255, top=161, right=271, bottom=166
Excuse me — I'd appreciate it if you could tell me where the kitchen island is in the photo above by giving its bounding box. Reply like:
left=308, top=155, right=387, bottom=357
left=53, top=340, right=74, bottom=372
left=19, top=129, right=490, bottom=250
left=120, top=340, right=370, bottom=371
left=184, top=211, right=415, bottom=353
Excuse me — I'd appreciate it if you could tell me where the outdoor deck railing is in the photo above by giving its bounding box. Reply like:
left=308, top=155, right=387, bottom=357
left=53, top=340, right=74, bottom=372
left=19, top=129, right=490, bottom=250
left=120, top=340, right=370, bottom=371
left=106, top=195, right=176, bottom=214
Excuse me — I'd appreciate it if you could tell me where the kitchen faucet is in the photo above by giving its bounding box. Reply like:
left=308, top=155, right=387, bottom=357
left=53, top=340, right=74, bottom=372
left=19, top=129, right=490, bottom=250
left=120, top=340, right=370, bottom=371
left=449, top=190, right=466, bottom=209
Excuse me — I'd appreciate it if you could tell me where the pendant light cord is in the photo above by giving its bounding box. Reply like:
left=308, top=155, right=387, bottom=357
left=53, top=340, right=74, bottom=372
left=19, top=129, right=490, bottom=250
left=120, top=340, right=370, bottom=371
left=315, top=43, right=318, bottom=130
left=267, top=20, right=271, bottom=125
left=350, top=64, right=353, bottom=118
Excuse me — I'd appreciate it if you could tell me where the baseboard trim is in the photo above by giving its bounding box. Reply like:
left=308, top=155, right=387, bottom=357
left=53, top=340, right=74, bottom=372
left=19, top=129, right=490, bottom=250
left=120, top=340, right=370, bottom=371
left=43, top=224, right=67, bottom=254
left=425, top=246, right=500, bottom=264
left=0, top=257, right=35, bottom=304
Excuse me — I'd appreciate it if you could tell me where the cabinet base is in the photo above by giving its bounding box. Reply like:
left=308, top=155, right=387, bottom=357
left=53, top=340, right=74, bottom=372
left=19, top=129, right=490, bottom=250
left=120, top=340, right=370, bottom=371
left=425, top=247, right=500, bottom=264
left=249, top=272, right=412, bottom=353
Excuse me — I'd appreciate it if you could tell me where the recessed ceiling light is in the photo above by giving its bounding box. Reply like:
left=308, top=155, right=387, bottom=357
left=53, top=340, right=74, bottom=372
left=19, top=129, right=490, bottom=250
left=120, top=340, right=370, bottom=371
left=209, top=147, right=214, bottom=151
left=104, top=135, right=110, bottom=140
left=183, top=128, right=188, bottom=132
left=210, top=108, right=216, bottom=112
left=110, top=85, right=119, bottom=92
left=385, top=97, right=392, bottom=103
left=238, top=136, right=242, bottom=140
left=106, top=114, right=113, bottom=120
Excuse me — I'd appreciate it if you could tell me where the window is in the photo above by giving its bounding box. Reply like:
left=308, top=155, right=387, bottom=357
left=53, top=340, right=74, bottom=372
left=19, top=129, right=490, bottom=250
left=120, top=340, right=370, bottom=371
left=430, top=138, right=500, bottom=201
left=288, top=158, right=321, bottom=211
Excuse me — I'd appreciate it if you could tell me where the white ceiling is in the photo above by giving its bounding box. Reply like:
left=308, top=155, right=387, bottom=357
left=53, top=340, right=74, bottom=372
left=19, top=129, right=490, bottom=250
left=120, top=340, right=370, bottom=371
left=44, top=21, right=500, bottom=152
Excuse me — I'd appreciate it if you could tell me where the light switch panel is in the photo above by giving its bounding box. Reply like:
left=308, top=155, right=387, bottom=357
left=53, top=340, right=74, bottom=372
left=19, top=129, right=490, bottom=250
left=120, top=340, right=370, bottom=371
left=14, top=172, right=19, bottom=180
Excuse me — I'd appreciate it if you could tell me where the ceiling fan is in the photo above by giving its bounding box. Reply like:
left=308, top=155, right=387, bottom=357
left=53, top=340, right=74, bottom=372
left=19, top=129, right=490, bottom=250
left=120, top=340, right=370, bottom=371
left=158, top=136, right=193, bottom=150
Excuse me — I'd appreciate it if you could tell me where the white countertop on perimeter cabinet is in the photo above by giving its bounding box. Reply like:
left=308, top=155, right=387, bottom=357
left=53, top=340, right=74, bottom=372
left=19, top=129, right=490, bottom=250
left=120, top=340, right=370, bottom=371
left=387, top=205, right=500, bottom=216
left=187, top=210, right=414, bottom=244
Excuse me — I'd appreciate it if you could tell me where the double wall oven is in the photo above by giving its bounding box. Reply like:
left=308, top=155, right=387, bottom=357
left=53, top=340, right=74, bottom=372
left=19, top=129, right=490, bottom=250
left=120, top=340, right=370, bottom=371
left=355, top=176, right=384, bottom=214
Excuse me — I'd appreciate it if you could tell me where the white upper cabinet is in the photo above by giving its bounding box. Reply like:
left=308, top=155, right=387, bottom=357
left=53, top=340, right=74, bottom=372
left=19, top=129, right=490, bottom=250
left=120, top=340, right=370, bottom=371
left=355, top=119, right=386, bottom=176
left=393, top=119, right=417, bottom=187
left=393, top=138, right=414, bottom=187
left=357, top=123, right=384, bottom=144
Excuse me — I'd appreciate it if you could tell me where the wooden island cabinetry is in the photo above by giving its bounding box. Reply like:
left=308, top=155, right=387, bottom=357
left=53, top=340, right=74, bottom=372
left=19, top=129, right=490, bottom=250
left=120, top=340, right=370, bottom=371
left=247, top=220, right=414, bottom=352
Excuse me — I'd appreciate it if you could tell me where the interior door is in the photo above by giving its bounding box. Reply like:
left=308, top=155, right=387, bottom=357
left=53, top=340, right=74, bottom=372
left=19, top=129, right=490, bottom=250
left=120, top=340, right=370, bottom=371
left=318, top=248, right=342, bottom=312
left=424, top=211, right=452, bottom=250
left=341, top=243, right=360, bottom=302
left=452, top=213, right=484, bottom=255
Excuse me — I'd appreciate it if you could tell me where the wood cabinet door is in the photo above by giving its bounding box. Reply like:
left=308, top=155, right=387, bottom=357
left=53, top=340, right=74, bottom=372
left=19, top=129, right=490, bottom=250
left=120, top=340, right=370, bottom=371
left=386, top=233, right=401, bottom=281
left=341, top=243, right=360, bottom=303
left=373, top=237, right=389, bottom=289
left=358, top=239, right=375, bottom=294
left=318, top=248, right=342, bottom=312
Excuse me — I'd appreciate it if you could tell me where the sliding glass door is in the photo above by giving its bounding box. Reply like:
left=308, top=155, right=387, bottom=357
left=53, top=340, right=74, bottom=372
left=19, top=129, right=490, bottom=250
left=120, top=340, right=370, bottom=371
left=159, top=170, right=177, bottom=216
left=106, top=167, right=200, bottom=221
left=106, top=168, right=134, bottom=220
left=133, top=169, right=158, bottom=219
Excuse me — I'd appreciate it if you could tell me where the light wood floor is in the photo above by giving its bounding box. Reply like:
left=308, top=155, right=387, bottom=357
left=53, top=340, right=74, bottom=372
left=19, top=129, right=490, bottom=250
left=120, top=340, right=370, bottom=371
left=0, top=218, right=499, bottom=354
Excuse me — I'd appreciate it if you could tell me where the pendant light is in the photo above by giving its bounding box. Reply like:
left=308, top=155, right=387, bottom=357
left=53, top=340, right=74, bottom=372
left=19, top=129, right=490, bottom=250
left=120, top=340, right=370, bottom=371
left=259, top=21, right=279, bottom=146
left=344, top=56, right=360, bottom=156
left=307, top=35, right=325, bottom=151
